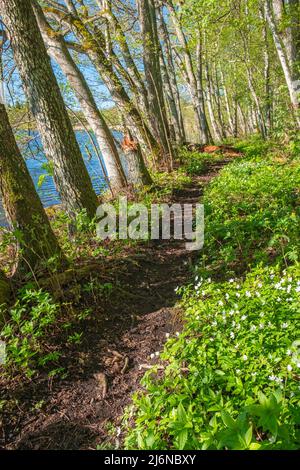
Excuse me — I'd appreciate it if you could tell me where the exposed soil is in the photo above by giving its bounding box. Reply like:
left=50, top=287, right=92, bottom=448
left=0, top=157, right=235, bottom=450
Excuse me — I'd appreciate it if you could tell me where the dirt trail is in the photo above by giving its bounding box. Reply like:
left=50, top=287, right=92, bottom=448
left=1, top=158, right=231, bottom=450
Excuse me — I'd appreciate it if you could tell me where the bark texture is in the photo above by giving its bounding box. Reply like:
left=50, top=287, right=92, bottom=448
left=138, top=0, right=174, bottom=165
left=158, top=9, right=186, bottom=143
left=33, top=2, right=127, bottom=194
left=0, top=102, right=65, bottom=272
left=0, top=0, right=99, bottom=217
left=43, top=5, right=158, bottom=156
left=121, top=134, right=152, bottom=186
left=265, top=0, right=300, bottom=127
left=166, top=0, right=212, bottom=144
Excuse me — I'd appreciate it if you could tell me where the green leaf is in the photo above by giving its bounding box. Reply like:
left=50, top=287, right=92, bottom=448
left=221, top=411, right=236, bottom=429
left=258, top=391, right=267, bottom=406
left=177, top=429, right=188, bottom=449
left=145, top=432, right=156, bottom=448
left=177, top=403, right=187, bottom=424
left=249, top=442, right=261, bottom=450
left=244, top=425, right=253, bottom=448
left=37, top=174, right=47, bottom=188
left=137, top=432, right=145, bottom=449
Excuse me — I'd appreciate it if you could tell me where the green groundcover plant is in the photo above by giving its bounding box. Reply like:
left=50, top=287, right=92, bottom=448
left=0, top=289, right=60, bottom=376
left=202, top=152, right=300, bottom=275
left=124, top=140, right=300, bottom=450
left=124, top=264, right=300, bottom=450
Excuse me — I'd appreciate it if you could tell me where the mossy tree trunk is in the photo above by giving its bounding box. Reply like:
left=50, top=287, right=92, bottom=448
left=0, top=0, right=99, bottom=218
left=0, top=102, right=66, bottom=272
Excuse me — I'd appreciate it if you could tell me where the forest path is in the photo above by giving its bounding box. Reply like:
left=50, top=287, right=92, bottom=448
left=2, top=157, right=234, bottom=450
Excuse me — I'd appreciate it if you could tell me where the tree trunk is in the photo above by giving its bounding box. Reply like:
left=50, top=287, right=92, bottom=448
left=33, top=3, right=127, bottom=194
left=237, top=104, right=248, bottom=135
left=265, top=0, right=300, bottom=127
left=272, top=0, right=299, bottom=78
left=98, top=0, right=151, bottom=122
left=120, top=133, right=152, bottom=186
left=196, top=31, right=213, bottom=143
left=0, top=102, right=65, bottom=272
left=240, top=30, right=268, bottom=139
left=166, top=1, right=212, bottom=144
left=286, top=0, right=300, bottom=88
left=57, top=8, right=158, bottom=157
left=220, top=70, right=235, bottom=136
left=247, top=69, right=267, bottom=139
left=263, top=18, right=273, bottom=135
left=138, top=0, right=175, bottom=166
left=159, top=49, right=182, bottom=145
left=205, top=63, right=222, bottom=141
left=213, top=64, right=227, bottom=139
left=249, top=107, right=258, bottom=133
left=157, top=8, right=186, bottom=143
left=0, top=0, right=99, bottom=218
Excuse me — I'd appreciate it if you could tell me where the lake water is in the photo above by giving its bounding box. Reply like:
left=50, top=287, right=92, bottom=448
left=0, top=130, right=122, bottom=226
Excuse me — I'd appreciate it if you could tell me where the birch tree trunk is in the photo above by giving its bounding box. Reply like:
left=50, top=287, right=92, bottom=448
left=33, top=3, right=127, bottom=194
left=213, top=64, right=227, bottom=139
left=237, top=104, right=248, bottom=135
left=265, top=0, right=300, bottom=127
left=0, top=102, right=65, bottom=272
left=166, top=1, right=212, bottom=144
left=196, top=31, right=213, bottom=143
left=158, top=34, right=184, bottom=144
left=263, top=19, right=273, bottom=135
left=220, top=70, right=235, bottom=135
left=120, top=133, right=152, bottom=186
left=98, top=0, right=150, bottom=122
left=159, top=53, right=177, bottom=142
left=157, top=8, right=186, bottom=143
left=138, top=0, right=175, bottom=166
left=48, top=7, right=159, bottom=157
left=205, top=63, right=222, bottom=141
left=246, top=67, right=267, bottom=139
left=0, top=0, right=99, bottom=218
left=272, top=0, right=299, bottom=78
left=286, top=0, right=300, bottom=89
left=240, top=28, right=267, bottom=138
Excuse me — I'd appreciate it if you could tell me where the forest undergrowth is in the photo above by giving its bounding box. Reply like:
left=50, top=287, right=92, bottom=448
left=0, top=137, right=299, bottom=450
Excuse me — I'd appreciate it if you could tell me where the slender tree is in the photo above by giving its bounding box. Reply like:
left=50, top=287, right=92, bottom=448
left=0, top=0, right=99, bottom=218
left=157, top=8, right=186, bottom=143
left=265, top=0, right=300, bottom=127
left=33, top=2, right=127, bottom=194
left=166, top=0, right=212, bottom=144
left=138, top=0, right=175, bottom=165
left=42, top=2, right=159, bottom=157
left=205, top=62, right=222, bottom=141
left=97, top=0, right=151, bottom=122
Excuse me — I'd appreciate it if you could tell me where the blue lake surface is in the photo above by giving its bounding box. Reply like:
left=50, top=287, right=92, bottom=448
left=0, top=130, right=122, bottom=226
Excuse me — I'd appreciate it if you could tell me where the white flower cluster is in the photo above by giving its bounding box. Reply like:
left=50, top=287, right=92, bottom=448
left=268, top=375, right=283, bottom=383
